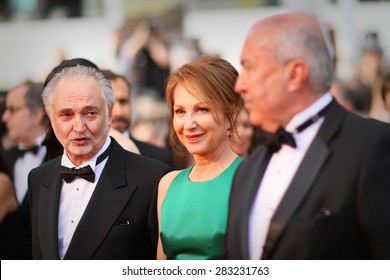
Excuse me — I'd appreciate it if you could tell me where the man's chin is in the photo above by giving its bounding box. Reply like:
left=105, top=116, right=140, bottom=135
left=112, top=127, right=126, bottom=133
left=112, top=123, right=129, bottom=133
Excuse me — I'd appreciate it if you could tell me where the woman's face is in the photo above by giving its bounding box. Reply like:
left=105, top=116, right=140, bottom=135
left=172, top=84, right=230, bottom=158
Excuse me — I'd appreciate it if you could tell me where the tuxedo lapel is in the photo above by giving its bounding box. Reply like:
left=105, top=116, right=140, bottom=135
left=64, top=141, right=136, bottom=259
left=38, top=158, right=63, bottom=259
left=262, top=137, right=329, bottom=259
left=236, top=147, right=271, bottom=259
left=262, top=101, right=345, bottom=259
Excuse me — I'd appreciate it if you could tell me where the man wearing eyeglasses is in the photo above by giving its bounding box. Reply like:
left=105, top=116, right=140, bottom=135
left=1, top=81, right=48, bottom=259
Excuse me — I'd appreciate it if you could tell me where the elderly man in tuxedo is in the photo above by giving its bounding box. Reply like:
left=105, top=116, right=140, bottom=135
left=28, top=63, right=171, bottom=259
left=223, top=12, right=390, bottom=259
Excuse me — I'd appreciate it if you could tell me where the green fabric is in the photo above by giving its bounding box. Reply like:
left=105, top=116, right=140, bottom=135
left=160, top=156, right=243, bottom=260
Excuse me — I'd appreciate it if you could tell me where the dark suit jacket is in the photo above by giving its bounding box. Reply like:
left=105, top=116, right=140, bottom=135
left=131, top=136, right=175, bottom=168
left=28, top=138, right=171, bottom=260
left=1, top=146, right=39, bottom=260
left=223, top=102, right=390, bottom=259
left=0, top=195, right=31, bottom=260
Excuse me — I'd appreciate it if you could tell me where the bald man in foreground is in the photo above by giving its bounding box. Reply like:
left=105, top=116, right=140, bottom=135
left=223, top=12, right=390, bottom=259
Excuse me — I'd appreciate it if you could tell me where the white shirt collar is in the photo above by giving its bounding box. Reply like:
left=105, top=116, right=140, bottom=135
left=122, top=130, right=130, bottom=138
left=17, top=133, right=46, bottom=150
left=285, top=93, right=333, bottom=134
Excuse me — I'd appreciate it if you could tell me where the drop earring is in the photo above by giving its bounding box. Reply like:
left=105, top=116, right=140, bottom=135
left=227, top=129, right=232, bottom=140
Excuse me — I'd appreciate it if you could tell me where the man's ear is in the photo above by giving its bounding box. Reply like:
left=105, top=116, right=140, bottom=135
left=32, top=109, right=45, bottom=126
left=285, top=59, right=309, bottom=92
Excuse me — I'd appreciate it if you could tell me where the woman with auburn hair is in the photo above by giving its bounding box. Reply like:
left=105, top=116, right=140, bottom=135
left=157, top=55, right=243, bottom=259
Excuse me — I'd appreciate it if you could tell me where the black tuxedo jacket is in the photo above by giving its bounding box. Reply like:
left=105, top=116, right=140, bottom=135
left=223, top=102, right=390, bottom=259
left=28, top=138, right=171, bottom=259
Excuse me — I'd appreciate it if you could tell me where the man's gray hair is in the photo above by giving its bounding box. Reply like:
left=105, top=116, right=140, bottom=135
left=42, top=65, right=115, bottom=116
left=277, top=26, right=333, bottom=93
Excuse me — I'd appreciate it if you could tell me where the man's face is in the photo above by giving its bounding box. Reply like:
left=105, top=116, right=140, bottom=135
left=110, top=78, right=131, bottom=133
left=359, top=51, right=381, bottom=86
left=384, top=91, right=390, bottom=114
left=234, top=31, right=287, bottom=132
left=2, top=85, right=36, bottom=144
left=49, top=76, right=112, bottom=166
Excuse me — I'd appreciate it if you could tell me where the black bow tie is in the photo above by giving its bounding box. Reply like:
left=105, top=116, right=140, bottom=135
left=261, top=101, right=333, bottom=153
left=60, top=165, right=95, bottom=183
left=16, top=145, right=40, bottom=158
left=259, top=127, right=296, bottom=153
left=60, top=142, right=112, bottom=183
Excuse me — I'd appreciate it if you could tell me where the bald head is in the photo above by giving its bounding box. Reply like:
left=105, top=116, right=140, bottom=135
left=235, top=12, right=334, bottom=131
left=253, top=12, right=323, bottom=34
left=247, top=12, right=332, bottom=93
left=249, top=12, right=325, bottom=51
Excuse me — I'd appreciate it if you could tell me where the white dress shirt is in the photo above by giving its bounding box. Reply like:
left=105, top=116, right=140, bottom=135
left=58, top=136, right=111, bottom=259
left=14, top=134, right=46, bottom=204
left=248, top=93, right=333, bottom=259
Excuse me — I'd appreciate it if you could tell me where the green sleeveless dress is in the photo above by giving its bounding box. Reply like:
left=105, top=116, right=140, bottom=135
left=160, top=156, right=243, bottom=260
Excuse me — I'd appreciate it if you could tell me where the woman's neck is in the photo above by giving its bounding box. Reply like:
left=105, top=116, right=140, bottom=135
left=190, top=147, right=238, bottom=182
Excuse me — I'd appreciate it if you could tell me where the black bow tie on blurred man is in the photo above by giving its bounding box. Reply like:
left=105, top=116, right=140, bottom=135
left=259, top=127, right=296, bottom=153
left=259, top=101, right=333, bottom=153
left=16, top=145, right=40, bottom=159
